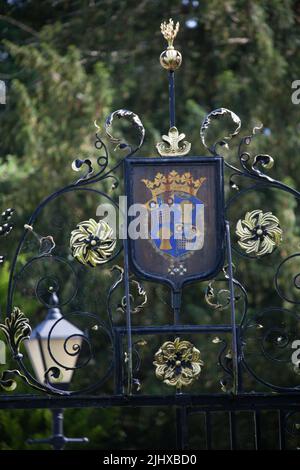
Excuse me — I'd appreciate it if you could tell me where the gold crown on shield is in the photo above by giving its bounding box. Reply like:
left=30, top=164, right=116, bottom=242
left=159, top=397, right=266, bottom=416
left=142, top=171, right=206, bottom=198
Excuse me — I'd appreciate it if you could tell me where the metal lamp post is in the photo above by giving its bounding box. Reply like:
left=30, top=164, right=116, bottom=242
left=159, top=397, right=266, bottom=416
left=25, top=292, right=89, bottom=450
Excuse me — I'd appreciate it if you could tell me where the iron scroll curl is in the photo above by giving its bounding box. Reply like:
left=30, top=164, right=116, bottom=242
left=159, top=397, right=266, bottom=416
left=1, top=110, right=145, bottom=395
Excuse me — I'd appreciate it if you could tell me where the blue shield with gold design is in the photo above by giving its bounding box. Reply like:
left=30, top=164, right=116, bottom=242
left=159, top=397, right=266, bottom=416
left=148, top=190, right=204, bottom=259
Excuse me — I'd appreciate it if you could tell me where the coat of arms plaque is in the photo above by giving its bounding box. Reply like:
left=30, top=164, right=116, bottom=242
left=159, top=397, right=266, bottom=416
left=125, top=156, right=225, bottom=290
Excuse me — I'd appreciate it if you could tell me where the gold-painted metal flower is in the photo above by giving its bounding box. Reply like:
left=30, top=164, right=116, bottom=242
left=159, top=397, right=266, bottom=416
left=236, top=210, right=282, bottom=257
left=70, top=219, right=116, bottom=267
left=153, top=337, right=203, bottom=389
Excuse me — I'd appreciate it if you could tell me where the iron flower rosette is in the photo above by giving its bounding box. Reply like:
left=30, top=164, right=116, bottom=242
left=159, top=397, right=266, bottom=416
left=70, top=218, right=116, bottom=267
left=153, top=337, right=203, bottom=389
left=236, top=210, right=282, bottom=257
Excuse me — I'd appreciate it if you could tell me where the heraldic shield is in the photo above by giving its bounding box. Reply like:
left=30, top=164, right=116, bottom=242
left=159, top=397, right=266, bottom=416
left=125, top=157, right=225, bottom=289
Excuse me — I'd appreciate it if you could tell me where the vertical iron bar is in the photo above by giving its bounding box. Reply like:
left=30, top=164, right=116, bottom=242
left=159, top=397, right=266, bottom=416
left=52, top=409, right=64, bottom=450
left=169, top=71, right=176, bottom=128
left=254, top=411, right=262, bottom=450
left=172, top=290, right=181, bottom=325
left=113, top=330, right=123, bottom=394
left=229, top=411, right=237, bottom=450
left=205, top=411, right=212, bottom=450
left=278, top=410, right=286, bottom=450
left=123, top=237, right=133, bottom=395
left=225, top=221, right=239, bottom=393
left=236, top=327, right=243, bottom=392
left=176, top=407, right=188, bottom=450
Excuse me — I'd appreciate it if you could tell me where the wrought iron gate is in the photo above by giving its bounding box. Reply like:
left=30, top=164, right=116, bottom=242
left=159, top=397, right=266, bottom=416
left=1, top=19, right=300, bottom=450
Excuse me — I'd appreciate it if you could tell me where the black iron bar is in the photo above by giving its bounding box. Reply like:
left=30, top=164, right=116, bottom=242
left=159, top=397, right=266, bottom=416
left=253, top=410, right=262, bottom=450
left=176, top=407, right=188, bottom=450
left=205, top=411, right=212, bottom=450
left=236, top=327, right=244, bottom=391
left=172, top=290, right=181, bottom=325
left=52, top=409, right=65, bottom=450
left=115, top=324, right=234, bottom=335
left=113, top=330, right=123, bottom=395
left=3, top=393, right=300, bottom=410
left=169, top=71, right=176, bottom=127
left=123, top=237, right=133, bottom=395
left=225, top=221, right=239, bottom=393
left=229, top=411, right=237, bottom=450
left=278, top=410, right=286, bottom=450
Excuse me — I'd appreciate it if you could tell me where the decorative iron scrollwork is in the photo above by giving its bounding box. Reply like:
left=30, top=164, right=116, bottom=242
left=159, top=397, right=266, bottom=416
left=205, top=265, right=246, bottom=323
left=108, top=265, right=147, bottom=318
left=71, top=157, right=94, bottom=183
left=117, top=280, right=147, bottom=315
left=275, top=253, right=300, bottom=305
left=4, top=15, right=300, bottom=410
left=24, top=224, right=56, bottom=256
left=200, top=109, right=279, bottom=193
left=71, top=109, right=144, bottom=186
left=205, top=283, right=232, bottom=311
left=200, top=107, right=241, bottom=154
left=0, top=369, right=18, bottom=391
left=104, top=109, right=145, bottom=152
left=212, top=337, right=234, bottom=393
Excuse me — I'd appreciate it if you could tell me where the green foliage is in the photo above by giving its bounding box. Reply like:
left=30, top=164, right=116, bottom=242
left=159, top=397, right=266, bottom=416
left=0, top=39, right=112, bottom=212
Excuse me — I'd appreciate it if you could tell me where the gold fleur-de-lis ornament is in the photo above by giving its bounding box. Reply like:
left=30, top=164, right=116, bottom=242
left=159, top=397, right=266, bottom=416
left=156, top=127, right=191, bottom=156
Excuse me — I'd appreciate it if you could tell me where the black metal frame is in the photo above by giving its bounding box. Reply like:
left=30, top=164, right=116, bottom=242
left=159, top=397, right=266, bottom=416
left=0, top=393, right=300, bottom=450
left=1, top=42, right=300, bottom=449
left=1, top=109, right=300, bottom=447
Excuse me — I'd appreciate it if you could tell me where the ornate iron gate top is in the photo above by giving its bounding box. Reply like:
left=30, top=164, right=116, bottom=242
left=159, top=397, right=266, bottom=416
left=1, top=18, right=300, bottom=450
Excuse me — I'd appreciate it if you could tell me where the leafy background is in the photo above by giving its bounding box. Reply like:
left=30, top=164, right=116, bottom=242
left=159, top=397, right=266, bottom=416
left=1, top=0, right=300, bottom=450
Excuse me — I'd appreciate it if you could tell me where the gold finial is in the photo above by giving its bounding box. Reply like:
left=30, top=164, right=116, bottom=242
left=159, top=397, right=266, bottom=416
left=160, top=18, right=179, bottom=48
left=160, top=18, right=182, bottom=71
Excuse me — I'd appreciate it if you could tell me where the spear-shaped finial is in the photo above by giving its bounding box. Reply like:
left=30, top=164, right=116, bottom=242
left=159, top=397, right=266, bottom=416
left=160, top=18, right=182, bottom=71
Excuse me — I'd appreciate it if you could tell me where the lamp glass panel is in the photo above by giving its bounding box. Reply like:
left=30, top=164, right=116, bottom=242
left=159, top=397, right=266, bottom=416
left=25, top=336, right=83, bottom=385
